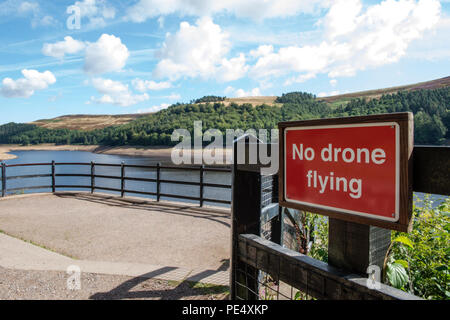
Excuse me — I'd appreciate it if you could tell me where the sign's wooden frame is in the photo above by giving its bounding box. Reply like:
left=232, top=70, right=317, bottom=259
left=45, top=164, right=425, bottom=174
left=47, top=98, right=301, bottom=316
left=278, top=113, right=414, bottom=232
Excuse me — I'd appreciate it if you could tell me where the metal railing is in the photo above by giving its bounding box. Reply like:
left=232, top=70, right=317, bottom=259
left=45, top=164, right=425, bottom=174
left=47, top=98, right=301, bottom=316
left=0, top=161, right=232, bottom=206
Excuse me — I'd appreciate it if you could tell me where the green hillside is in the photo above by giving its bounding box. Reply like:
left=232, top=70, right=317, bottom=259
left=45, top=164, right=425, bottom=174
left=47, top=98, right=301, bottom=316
left=0, top=85, right=449, bottom=147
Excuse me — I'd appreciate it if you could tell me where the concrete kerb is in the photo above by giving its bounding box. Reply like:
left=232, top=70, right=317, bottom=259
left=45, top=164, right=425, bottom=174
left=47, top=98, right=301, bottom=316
left=0, top=191, right=231, bottom=216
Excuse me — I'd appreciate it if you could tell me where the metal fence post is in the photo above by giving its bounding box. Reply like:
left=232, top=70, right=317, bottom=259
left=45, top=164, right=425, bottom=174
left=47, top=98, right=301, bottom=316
left=1, top=162, right=5, bottom=197
left=120, top=162, right=125, bottom=197
left=199, top=165, right=204, bottom=207
left=91, top=161, right=95, bottom=194
left=328, top=219, right=391, bottom=276
left=51, top=160, right=55, bottom=193
left=156, top=162, right=161, bottom=202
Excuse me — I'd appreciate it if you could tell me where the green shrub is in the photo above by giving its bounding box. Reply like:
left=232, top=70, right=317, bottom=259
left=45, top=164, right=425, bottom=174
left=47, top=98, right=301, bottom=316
left=387, top=195, right=450, bottom=300
left=292, top=195, right=449, bottom=300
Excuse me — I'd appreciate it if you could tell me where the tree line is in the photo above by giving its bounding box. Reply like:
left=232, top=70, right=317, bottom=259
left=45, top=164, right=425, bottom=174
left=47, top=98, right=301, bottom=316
left=0, top=87, right=448, bottom=146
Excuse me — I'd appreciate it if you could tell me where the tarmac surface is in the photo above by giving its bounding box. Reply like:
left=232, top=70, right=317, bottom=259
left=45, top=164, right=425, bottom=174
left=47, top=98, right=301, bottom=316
left=0, top=193, right=231, bottom=298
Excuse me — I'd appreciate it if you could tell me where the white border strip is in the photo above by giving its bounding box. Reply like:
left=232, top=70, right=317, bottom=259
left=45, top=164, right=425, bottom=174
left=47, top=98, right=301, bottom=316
left=284, top=122, right=400, bottom=222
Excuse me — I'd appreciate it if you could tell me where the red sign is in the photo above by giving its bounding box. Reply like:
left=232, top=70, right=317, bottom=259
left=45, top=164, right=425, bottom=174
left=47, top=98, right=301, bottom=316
left=284, top=123, right=399, bottom=222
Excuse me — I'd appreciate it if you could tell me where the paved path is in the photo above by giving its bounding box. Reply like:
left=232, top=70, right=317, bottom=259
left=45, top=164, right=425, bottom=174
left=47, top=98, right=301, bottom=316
left=0, top=266, right=229, bottom=300
left=0, top=193, right=230, bottom=286
left=0, top=233, right=228, bottom=285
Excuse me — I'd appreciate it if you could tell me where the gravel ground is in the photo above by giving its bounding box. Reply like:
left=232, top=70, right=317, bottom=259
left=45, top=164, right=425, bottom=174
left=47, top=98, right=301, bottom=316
left=0, top=193, right=230, bottom=270
left=0, top=266, right=229, bottom=300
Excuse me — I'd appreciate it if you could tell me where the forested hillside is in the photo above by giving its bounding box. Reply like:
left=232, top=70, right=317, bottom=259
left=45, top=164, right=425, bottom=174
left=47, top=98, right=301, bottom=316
left=0, top=87, right=449, bottom=146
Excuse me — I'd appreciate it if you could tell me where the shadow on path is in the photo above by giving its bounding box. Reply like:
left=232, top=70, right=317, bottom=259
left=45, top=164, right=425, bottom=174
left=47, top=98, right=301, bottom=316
left=90, top=259, right=230, bottom=300
left=55, top=192, right=231, bottom=228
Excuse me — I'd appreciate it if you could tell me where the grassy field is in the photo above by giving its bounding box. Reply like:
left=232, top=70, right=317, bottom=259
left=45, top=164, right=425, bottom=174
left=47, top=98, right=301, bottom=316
left=32, top=114, right=149, bottom=131
left=30, top=98, right=281, bottom=131
left=318, top=76, right=450, bottom=104
left=224, top=96, right=280, bottom=106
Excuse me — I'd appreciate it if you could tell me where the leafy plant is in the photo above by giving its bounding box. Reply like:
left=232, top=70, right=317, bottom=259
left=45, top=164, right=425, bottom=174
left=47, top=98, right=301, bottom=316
left=287, top=195, right=449, bottom=300
left=387, top=262, right=409, bottom=289
left=385, top=195, right=450, bottom=299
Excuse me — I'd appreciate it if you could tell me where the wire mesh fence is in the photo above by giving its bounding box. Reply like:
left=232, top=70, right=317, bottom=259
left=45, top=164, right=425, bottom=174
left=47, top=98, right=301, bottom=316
left=235, top=262, right=300, bottom=300
left=234, top=173, right=304, bottom=300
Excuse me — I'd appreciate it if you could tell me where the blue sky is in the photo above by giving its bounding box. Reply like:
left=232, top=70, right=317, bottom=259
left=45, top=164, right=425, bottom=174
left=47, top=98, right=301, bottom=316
left=0, top=0, right=449, bottom=124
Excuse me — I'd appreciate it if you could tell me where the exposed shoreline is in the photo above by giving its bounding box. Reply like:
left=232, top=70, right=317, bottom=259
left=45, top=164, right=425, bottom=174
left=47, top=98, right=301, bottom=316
left=0, top=144, right=232, bottom=165
left=0, top=144, right=173, bottom=161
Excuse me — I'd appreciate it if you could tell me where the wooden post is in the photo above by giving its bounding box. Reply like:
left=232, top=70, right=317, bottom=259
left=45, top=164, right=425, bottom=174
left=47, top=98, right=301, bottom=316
left=230, top=136, right=262, bottom=300
left=328, top=218, right=391, bottom=276
left=51, top=161, right=56, bottom=193
left=156, top=162, right=161, bottom=202
left=1, top=162, right=5, bottom=197
left=91, top=161, right=95, bottom=194
left=120, top=162, right=125, bottom=197
left=199, top=165, right=204, bottom=207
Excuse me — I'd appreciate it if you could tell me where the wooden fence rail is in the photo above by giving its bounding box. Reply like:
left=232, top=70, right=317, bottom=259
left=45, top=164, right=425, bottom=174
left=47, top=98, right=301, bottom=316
left=237, top=234, right=420, bottom=300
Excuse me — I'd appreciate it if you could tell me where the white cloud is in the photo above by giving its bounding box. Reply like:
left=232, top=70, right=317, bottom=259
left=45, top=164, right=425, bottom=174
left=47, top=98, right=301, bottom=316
left=126, top=0, right=331, bottom=22
left=250, top=0, right=441, bottom=82
left=251, top=42, right=350, bottom=78
left=70, top=0, right=116, bottom=28
left=0, top=69, right=56, bottom=98
left=330, top=79, right=337, bottom=86
left=284, top=73, right=317, bottom=86
left=42, top=36, right=86, bottom=59
left=90, top=78, right=149, bottom=107
left=136, top=103, right=170, bottom=114
left=317, top=90, right=340, bottom=98
left=48, top=92, right=62, bottom=102
left=84, top=34, right=129, bottom=74
left=164, top=93, right=181, bottom=100
left=225, top=86, right=261, bottom=98
left=249, top=45, right=274, bottom=58
left=323, top=0, right=362, bottom=39
left=0, top=0, right=16, bottom=16
left=18, top=1, right=39, bottom=14
left=407, top=16, right=450, bottom=61
left=39, top=15, right=58, bottom=26
left=132, top=79, right=172, bottom=92
left=3, top=1, right=59, bottom=28
left=154, top=17, right=247, bottom=81
left=154, top=17, right=229, bottom=79
left=216, top=53, right=249, bottom=82
left=331, top=0, right=442, bottom=74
